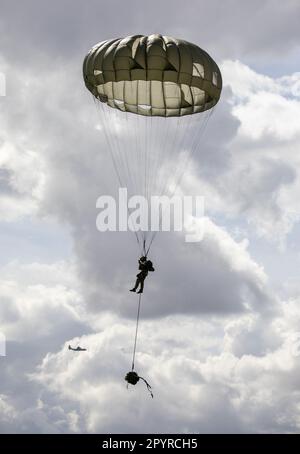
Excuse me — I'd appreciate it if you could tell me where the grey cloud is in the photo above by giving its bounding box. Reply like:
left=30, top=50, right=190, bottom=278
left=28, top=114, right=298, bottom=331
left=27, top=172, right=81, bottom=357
left=1, top=0, right=300, bottom=66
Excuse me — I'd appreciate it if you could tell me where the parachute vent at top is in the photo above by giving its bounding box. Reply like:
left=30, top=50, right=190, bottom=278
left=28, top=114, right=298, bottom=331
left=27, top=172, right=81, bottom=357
left=83, top=34, right=222, bottom=117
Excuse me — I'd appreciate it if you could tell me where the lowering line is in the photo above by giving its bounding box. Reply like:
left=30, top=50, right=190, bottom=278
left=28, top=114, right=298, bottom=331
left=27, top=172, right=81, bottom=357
left=126, top=292, right=154, bottom=398
left=131, top=292, right=142, bottom=371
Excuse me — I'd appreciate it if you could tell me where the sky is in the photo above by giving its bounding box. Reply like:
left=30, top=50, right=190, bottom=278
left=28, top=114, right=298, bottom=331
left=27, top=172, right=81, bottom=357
left=1, top=0, right=300, bottom=434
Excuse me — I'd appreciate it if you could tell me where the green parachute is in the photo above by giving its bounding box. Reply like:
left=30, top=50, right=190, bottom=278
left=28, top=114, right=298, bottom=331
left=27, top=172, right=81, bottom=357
left=83, top=34, right=222, bottom=117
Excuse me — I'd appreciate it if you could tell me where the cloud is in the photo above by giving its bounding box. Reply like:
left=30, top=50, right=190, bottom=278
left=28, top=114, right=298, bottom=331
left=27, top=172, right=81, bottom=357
left=180, top=60, right=300, bottom=244
left=223, top=60, right=300, bottom=140
left=27, top=298, right=300, bottom=434
left=1, top=0, right=300, bottom=66
left=0, top=260, right=87, bottom=340
left=0, top=142, right=45, bottom=221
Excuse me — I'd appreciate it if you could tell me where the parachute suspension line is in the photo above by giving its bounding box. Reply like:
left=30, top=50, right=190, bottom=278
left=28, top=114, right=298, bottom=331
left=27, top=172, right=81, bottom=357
left=156, top=114, right=189, bottom=201
left=146, top=115, right=192, bottom=252
left=145, top=116, right=183, bottom=255
left=136, top=85, right=143, bottom=200
left=103, top=104, right=124, bottom=184
left=144, top=116, right=174, bottom=252
left=133, top=111, right=154, bottom=252
left=146, top=114, right=155, bottom=245
left=148, top=111, right=213, bottom=253
left=166, top=110, right=210, bottom=200
left=148, top=116, right=159, bottom=197
left=139, top=115, right=145, bottom=249
left=132, top=110, right=140, bottom=199
left=142, top=113, right=146, bottom=200
left=161, top=108, right=211, bottom=200
left=131, top=292, right=142, bottom=372
left=143, top=117, right=148, bottom=200
left=145, top=114, right=165, bottom=253
left=96, top=99, right=124, bottom=189
left=149, top=115, right=153, bottom=196
left=122, top=112, right=144, bottom=249
left=145, top=111, right=150, bottom=204
left=155, top=116, right=171, bottom=200
left=153, top=115, right=172, bottom=200
left=159, top=116, right=183, bottom=198
left=125, top=110, right=134, bottom=194
left=103, top=106, right=128, bottom=192
left=123, top=80, right=138, bottom=195
left=123, top=110, right=145, bottom=251
left=145, top=120, right=156, bottom=218
left=127, top=110, right=139, bottom=198
left=146, top=115, right=156, bottom=210
left=135, top=113, right=141, bottom=200
left=104, top=108, right=138, bottom=246
left=98, top=101, right=141, bottom=249
left=145, top=83, right=153, bottom=205
left=149, top=116, right=159, bottom=197
left=143, top=115, right=148, bottom=247
left=170, top=107, right=214, bottom=198
left=145, top=110, right=154, bottom=248
left=124, top=113, right=143, bottom=249
left=146, top=232, right=156, bottom=256
left=110, top=88, right=135, bottom=197
left=163, top=115, right=185, bottom=194
left=146, top=109, right=215, bottom=254
left=167, top=115, right=198, bottom=191
left=114, top=111, right=132, bottom=194
left=150, top=114, right=158, bottom=197
left=166, top=117, right=204, bottom=197
left=188, top=110, right=212, bottom=160
left=109, top=108, right=135, bottom=198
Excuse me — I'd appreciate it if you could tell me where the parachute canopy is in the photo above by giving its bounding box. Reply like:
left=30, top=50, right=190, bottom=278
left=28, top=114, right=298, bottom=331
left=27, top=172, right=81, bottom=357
left=83, top=34, right=222, bottom=117
left=84, top=34, right=222, bottom=254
